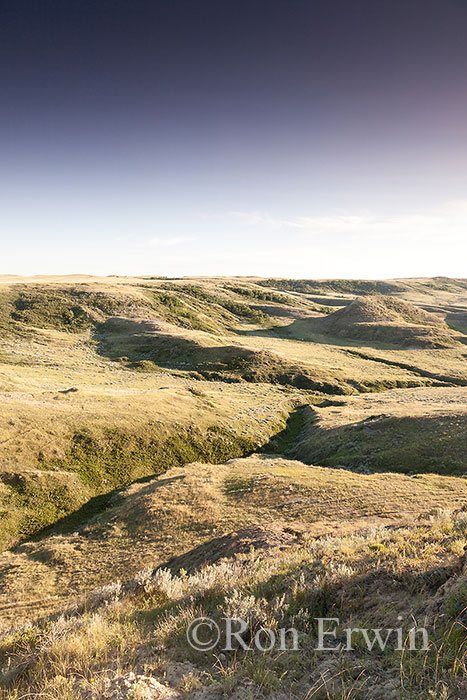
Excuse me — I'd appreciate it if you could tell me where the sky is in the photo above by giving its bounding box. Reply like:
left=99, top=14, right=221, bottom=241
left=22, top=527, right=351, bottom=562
left=1, top=0, right=466, bottom=279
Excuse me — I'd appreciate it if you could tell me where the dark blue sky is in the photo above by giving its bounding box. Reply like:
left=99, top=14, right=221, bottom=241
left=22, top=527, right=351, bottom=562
left=1, top=0, right=467, bottom=276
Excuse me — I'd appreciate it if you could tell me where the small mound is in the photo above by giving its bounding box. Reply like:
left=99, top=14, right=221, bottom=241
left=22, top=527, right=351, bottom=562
left=311, top=295, right=457, bottom=347
left=321, top=295, right=443, bottom=327
left=160, top=524, right=304, bottom=573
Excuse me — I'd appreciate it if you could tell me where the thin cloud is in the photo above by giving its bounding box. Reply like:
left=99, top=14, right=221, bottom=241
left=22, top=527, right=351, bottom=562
left=229, top=200, right=467, bottom=244
left=148, top=236, right=194, bottom=248
left=228, top=211, right=285, bottom=227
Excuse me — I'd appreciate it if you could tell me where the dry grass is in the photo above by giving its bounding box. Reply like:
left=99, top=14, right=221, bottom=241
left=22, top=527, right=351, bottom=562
left=1, top=455, right=466, bottom=629
left=1, top=510, right=466, bottom=699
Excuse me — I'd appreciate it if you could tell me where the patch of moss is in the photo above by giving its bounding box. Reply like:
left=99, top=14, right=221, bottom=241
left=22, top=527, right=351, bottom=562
left=165, top=284, right=270, bottom=324
left=7, top=287, right=153, bottom=332
left=142, top=289, right=214, bottom=331
left=41, top=424, right=258, bottom=491
left=223, top=285, right=294, bottom=305
left=260, top=405, right=308, bottom=454
left=1, top=472, right=89, bottom=541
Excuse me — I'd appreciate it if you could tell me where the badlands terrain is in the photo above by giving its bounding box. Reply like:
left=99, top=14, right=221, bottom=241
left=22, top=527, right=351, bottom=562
left=0, top=275, right=466, bottom=699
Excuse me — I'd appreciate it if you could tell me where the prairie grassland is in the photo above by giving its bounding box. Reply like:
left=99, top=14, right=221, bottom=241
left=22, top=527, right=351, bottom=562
left=1, top=455, right=466, bottom=629
left=1, top=509, right=466, bottom=699
left=0, top=275, right=466, bottom=699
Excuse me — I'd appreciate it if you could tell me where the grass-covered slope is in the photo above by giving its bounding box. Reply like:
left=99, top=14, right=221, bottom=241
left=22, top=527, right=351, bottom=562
left=1, top=454, right=467, bottom=629
left=95, top=316, right=375, bottom=393
left=1, top=501, right=466, bottom=699
left=290, top=387, right=467, bottom=474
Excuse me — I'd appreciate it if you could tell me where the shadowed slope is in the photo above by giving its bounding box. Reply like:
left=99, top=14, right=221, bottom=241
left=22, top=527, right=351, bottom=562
left=290, top=386, right=467, bottom=474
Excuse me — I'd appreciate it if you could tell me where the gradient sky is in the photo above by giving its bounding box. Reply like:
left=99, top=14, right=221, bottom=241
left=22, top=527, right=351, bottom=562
left=1, top=0, right=466, bottom=278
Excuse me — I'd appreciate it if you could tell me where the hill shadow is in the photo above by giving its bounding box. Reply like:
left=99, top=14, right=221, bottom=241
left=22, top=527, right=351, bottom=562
left=93, top=317, right=255, bottom=371
left=18, top=474, right=186, bottom=545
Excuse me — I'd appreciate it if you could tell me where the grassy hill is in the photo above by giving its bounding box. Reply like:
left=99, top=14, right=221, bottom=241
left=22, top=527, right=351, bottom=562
left=289, top=387, right=467, bottom=474
left=305, top=296, right=459, bottom=348
left=1, top=470, right=466, bottom=698
left=2, top=454, right=467, bottom=629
